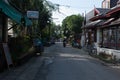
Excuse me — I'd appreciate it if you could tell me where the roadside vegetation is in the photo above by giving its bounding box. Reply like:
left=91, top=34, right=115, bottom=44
left=90, top=52, right=119, bottom=64
left=62, top=14, right=83, bottom=47
left=7, top=0, right=57, bottom=64
left=7, top=0, right=84, bottom=64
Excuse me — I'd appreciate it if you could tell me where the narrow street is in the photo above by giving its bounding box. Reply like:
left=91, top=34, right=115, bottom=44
left=44, top=43, right=120, bottom=80
left=1, top=42, right=120, bottom=80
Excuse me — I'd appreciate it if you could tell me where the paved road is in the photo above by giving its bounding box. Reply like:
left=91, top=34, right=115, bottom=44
left=0, top=42, right=120, bottom=80
left=44, top=43, right=120, bottom=80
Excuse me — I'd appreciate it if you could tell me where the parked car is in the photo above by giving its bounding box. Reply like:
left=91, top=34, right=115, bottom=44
left=33, top=38, right=44, bottom=55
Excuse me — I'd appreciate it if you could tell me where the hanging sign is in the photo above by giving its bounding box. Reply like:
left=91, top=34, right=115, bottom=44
left=27, top=11, right=39, bottom=19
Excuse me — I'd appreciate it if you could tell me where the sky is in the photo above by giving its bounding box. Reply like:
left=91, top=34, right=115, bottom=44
left=48, top=0, right=102, bottom=25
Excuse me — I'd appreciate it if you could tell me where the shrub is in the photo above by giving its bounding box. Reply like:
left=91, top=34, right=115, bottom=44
left=99, top=52, right=112, bottom=60
left=8, top=36, right=33, bottom=63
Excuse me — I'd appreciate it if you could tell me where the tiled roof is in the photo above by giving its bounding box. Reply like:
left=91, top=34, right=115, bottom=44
left=96, top=8, right=111, bottom=15
left=90, top=8, right=111, bottom=21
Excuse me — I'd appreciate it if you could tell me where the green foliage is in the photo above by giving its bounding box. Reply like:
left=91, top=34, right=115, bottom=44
left=8, top=0, right=55, bottom=37
left=62, top=14, right=84, bottom=35
left=8, top=0, right=59, bottom=63
left=41, top=27, right=50, bottom=39
left=8, top=36, right=32, bottom=62
left=41, top=22, right=62, bottom=39
left=99, top=52, right=112, bottom=60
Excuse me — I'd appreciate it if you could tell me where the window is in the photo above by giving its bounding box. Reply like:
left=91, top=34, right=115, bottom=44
left=103, top=29, right=109, bottom=48
left=102, top=27, right=116, bottom=49
left=117, top=27, right=120, bottom=50
left=109, top=28, right=116, bottom=49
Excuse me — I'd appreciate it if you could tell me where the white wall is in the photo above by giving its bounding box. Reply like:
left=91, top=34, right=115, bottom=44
left=99, top=48, right=120, bottom=60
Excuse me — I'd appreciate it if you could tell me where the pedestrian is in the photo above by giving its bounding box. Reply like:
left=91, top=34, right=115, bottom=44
left=63, top=38, right=66, bottom=47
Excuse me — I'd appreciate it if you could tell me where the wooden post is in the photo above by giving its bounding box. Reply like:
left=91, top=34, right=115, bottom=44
left=0, top=12, right=13, bottom=70
left=2, top=14, right=8, bottom=43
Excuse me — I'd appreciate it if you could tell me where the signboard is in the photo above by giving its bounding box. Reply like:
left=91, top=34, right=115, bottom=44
left=27, top=11, right=39, bottom=19
left=3, top=43, right=13, bottom=67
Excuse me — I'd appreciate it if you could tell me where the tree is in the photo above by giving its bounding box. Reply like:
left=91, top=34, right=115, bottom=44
left=8, top=0, right=55, bottom=37
left=62, top=14, right=84, bottom=37
left=41, top=22, right=62, bottom=40
left=7, top=0, right=57, bottom=61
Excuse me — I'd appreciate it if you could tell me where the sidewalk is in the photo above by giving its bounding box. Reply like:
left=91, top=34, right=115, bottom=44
left=0, top=56, right=44, bottom=80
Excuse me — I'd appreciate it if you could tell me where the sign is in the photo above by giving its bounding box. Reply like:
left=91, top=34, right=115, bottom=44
left=27, top=11, right=39, bottom=19
left=3, top=43, right=13, bottom=67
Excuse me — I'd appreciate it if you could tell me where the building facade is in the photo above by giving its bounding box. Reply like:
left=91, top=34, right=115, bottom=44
left=82, top=0, right=120, bottom=60
left=0, top=0, right=32, bottom=71
left=102, top=0, right=119, bottom=8
left=102, top=0, right=110, bottom=8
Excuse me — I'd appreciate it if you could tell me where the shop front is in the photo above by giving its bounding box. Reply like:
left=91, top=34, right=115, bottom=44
left=84, top=20, right=102, bottom=45
left=0, top=12, right=8, bottom=72
left=0, top=0, right=32, bottom=71
left=95, top=1, right=120, bottom=59
left=98, top=19, right=120, bottom=59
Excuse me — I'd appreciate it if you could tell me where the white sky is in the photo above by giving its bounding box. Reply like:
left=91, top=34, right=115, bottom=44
left=48, top=0, right=102, bottom=25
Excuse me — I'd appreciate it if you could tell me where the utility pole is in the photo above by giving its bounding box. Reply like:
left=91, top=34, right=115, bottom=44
left=20, top=0, right=26, bottom=35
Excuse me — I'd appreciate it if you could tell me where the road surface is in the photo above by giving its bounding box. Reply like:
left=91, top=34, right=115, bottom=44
left=0, top=42, right=120, bottom=80
left=44, top=43, right=120, bottom=80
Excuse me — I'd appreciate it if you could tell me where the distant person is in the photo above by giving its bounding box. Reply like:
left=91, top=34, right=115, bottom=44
left=63, top=38, right=66, bottom=47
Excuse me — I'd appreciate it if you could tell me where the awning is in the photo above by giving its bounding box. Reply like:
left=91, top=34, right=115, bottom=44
left=110, top=18, right=120, bottom=26
left=100, top=18, right=117, bottom=28
left=85, top=20, right=102, bottom=29
left=106, top=6, right=120, bottom=17
left=103, top=18, right=115, bottom=25
left=0, top=0, right=32, bottom=26
left=90, top=15, right=109, bottom=21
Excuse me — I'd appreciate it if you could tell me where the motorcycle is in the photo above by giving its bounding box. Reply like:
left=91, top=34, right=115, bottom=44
left=63, top=39, right=66, bottom=47
left=63, top=42, right=66, bottom=47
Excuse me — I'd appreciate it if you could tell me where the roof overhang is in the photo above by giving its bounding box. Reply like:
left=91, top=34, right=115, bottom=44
left=106, top=6, right=120, bottom=17
left=0, top=0, right=32, bottom=26
left=103, top=18, right=115, bottom=25
left=84, top=20, right=102, bottom=29
left=90, top=15, right=109, bottom=21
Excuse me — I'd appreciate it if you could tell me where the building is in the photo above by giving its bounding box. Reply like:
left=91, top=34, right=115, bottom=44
left=102, top=0, right=110, bottom=8
left=82, top=0, right=120, bottom=60
left=102, top=0, right=119, bottom=8
left=0, top=0, right=32, bottom=71
left=82, top=8, right=110, bottom=46
left=110, top=0, right=119, bottom=8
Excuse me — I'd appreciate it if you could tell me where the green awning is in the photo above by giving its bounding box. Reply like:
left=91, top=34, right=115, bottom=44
left=0, top=0, right=32, bottom=26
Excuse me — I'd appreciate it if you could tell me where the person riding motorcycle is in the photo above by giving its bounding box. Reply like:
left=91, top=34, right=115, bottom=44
left=63, top=38, right=66, bottom=47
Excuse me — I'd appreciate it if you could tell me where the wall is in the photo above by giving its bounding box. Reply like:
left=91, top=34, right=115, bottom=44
left=110, top=0, right=119, bottom=8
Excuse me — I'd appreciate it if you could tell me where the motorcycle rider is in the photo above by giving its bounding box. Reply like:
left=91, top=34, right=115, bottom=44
left=63, top=38, right=67, bottom=47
